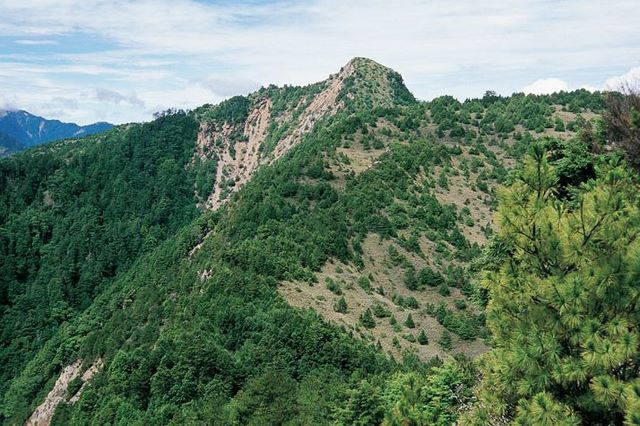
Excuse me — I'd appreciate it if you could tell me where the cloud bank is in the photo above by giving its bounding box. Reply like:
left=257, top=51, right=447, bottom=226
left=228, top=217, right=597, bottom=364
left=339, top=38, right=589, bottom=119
left=0, top=0, right=638, bottom=124
left=522, top=78, right=570, bottom=95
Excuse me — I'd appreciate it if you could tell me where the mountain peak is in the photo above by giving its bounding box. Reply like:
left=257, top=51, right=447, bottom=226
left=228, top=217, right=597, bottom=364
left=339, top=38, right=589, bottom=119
left=335, top=57, right=416, bottom=108
left=344, top=56, right=390, bottom=70
left=193, top=57, right=417, bottom=209
left=336, top=57, right=397, bottom=83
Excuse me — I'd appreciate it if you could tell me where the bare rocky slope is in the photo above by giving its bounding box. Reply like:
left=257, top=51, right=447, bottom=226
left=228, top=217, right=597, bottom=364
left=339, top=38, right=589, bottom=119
left=194, top=57, right=409, bottom=210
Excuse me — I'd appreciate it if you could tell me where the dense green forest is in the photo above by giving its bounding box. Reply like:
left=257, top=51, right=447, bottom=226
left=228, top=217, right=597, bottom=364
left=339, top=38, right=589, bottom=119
left=1, top=58, right=637, bottom=425
left=0, top=113, right=200, bottom=401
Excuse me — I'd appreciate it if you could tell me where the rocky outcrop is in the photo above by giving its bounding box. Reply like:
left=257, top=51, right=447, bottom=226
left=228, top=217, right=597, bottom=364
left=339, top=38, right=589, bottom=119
left=201, top=97, right=272, bottom=210
left=197, top=59, right=359, bottom=211
left=26, top=358, right=103, bottom=426
left=271, top=59, right=356, bottom=160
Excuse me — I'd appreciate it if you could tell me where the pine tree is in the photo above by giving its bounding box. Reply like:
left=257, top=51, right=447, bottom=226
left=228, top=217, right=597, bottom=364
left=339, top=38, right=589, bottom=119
left=404, top=313, right=415, bottom=328
left=417, top=330, right=429, bottom=345
left=438, top=330, right=452, bottom=351
left=404, top=268, right=419, bottom=290
left=462, top=145, right=640, bottom=425
left=334, top=296, right=348, bottom=314
left=359, top=308, right=376, bottom=329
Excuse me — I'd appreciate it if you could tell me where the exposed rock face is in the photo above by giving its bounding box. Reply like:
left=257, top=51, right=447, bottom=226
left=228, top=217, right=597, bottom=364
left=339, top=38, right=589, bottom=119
left=26, top=359, right=103, bottom=426
left=67, top=360, right=104, bottom=404
left=202, top=98, right=272, bottom=210
left=26, top=360, right=82, bottom=426
left=271, top=59, right=356, bottom=161
left=197, top=59, right=359, bottom=211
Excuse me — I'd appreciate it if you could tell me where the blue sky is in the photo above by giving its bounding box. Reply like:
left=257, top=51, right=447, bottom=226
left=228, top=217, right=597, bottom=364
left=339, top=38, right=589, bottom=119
left=0, top=0, right=639, bottom=124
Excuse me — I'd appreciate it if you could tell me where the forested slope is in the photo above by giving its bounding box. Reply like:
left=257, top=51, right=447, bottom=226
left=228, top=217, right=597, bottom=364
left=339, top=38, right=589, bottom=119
left=2, top=58, right=626, bottom=425
left=0, top=113, right=200, bottom=401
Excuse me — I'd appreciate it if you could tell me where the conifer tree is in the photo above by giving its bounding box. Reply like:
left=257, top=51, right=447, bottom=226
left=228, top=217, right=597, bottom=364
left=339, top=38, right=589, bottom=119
left=334, top=296, right=348, bottom=313
left=405, top=313, right=416, bottom=328
left=463, top=146, right=640, bottom=425
left=418, top=330, right=429, bottom=345
left=359, top=308, right=376, bottom=329
left=438, top=330, right=452, bottom=351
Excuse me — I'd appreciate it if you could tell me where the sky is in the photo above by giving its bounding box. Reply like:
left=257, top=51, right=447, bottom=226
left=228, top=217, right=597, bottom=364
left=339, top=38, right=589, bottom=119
left=0, top=0, right=639, bottom=125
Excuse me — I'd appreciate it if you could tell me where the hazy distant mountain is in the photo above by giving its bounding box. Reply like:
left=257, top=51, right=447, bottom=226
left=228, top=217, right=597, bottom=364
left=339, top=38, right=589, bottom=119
left=0, top=109, right=113, bottom=156
left=0, top=132, right=26, bottom=157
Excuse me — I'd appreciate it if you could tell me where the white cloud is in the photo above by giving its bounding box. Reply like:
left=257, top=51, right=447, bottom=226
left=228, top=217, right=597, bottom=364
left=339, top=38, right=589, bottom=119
left=14, top=39, right=59, bottom=45
left=195, top=76, right=261, bottom=98
left=522, top=78, right=569, bottom=95
left=605, top=67, right=640, bottom=91
left=49, top=97, right=78, bottom=110
left=94, top=88, right=145, bottom=108
left=0, top=94, right=20, bottom=111
left=0, top=0, right=638, bottom=123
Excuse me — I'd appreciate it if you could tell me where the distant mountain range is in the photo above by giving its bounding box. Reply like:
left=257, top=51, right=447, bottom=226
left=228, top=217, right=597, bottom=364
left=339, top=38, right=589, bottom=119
left=0, top=110, right=113, bottom=156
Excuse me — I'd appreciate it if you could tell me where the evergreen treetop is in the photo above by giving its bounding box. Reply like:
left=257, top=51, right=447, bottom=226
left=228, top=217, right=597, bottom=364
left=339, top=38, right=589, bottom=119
left=463, top=145, right=640, bottom=425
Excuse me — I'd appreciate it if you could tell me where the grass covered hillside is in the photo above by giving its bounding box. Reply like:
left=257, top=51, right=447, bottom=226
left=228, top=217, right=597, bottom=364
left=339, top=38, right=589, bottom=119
left=2, top=58, right=631, bottom=425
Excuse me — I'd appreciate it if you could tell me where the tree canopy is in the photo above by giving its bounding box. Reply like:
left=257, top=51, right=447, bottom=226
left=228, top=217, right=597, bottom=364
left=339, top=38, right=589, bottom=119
left=463, top=145, right=640, bottom=425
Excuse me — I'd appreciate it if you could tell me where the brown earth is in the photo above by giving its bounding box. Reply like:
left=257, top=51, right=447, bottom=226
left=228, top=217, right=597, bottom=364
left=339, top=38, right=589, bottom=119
left=279, top=234, right=487, bottom=362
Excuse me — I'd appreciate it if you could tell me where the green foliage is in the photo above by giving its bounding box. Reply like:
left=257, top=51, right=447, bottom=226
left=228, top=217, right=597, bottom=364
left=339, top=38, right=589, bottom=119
left=334, top=296, right=348, bottom=314
left=464, top=146, right=640, bottom=424
left=229, top=370, right=299, bottom=425
left=388, top=71, right=417, bottom=106
left=393, top=294, right=420, bottom=309
left=357, top=276, right=372, bottom=293
left=418, top=267, right=445, bottom=288
left=387, top=245, right=405, bottom=266
left=438, top=330, right=452, bottom=351
left=0, top=112, right=199, bottom=399
left=541, top=136, right=595, bottom=198
left=66, top=376, right=83, bottom=399
left=359, top=308, right=376, bottom=329
left=372, top=304, right=391, bottom=318
left=382, top=362, right=475, bottom=426
left=325, top=277, right=342, bottom=295
left=437, top=172, right=449, bottom=189
left=199, top=95, right=251, bottom=125
left=340, top=378, right=386, bottom=425
left=0, top=65, right=610, bottom=425
left=404, top=314, right=415, bottom=329
left=438, top=283, right=451, bottom=296
left=432, top=302, right=484, bottom=340
left=399, top=234, right=421, bottom=255
left=417, top=330, right=429, bottom=345
left=404, top=267, right=419, bottom=290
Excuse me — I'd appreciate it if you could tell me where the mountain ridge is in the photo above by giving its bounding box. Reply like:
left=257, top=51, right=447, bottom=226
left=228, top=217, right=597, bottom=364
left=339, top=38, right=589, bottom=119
left=0, top=110, right=113, bottom=156
left=0, top=58, right=611, bottom=425
left=193, top=57, right=415, bottom=209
